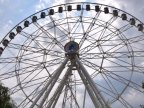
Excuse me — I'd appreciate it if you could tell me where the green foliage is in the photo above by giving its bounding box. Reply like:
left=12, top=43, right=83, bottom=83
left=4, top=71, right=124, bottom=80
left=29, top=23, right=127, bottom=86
left=0, top=83, right=14, bottom=108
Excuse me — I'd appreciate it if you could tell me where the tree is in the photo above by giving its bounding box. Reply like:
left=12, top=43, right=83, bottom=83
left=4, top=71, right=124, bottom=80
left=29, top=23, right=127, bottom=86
left=0, top=83, right=15, bottom=108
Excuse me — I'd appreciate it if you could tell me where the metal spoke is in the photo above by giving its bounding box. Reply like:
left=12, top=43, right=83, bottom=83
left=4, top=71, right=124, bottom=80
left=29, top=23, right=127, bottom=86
left=79, top=11, right=101, bottom=48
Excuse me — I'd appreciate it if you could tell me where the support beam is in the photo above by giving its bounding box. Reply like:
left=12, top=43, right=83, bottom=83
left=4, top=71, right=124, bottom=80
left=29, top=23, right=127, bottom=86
left=30, top=58, right=68, bottom=108
left=62, top=86, right=68, bottom=108
left=83, top=88, right=86, bottom=108
left=67, top=84, right=80, bottom=108
left=46, top=65, right=73, bottom=108
left=38, top=58, right=69, bottom=108
left=77, top=68, right=101, bottom=108
left=76, top=56, right=111, bottom=108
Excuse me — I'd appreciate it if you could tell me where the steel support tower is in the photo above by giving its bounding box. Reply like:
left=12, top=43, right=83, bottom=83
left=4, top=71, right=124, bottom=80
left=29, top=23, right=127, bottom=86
left=29, top=41, right=111, bottom=108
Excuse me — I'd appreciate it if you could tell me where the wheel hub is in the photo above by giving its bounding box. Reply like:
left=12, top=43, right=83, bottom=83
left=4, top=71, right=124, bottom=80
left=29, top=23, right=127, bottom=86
left=64, top=41, right=79, bottom=59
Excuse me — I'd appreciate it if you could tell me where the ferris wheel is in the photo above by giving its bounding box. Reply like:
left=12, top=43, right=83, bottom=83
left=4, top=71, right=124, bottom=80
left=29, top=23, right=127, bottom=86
left=0, top=2, right=144, bottom=108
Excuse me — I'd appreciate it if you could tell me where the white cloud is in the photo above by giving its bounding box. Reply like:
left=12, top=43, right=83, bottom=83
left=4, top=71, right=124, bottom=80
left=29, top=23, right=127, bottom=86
left=124, top=89, right=144, bottom=107
left=0, top=0, right=9, bottom=4
left=35, top=0, right=87, bottom=12
left=0, top=20, right=13, bottom=40
left=35, top=2, right=46, bottom=12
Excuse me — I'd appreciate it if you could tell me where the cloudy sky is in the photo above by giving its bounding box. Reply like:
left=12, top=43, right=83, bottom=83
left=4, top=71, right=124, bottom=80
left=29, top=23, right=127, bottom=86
left=0, top=0, right=144, bottom=108
left=0, top=0, right=144, bottom=40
